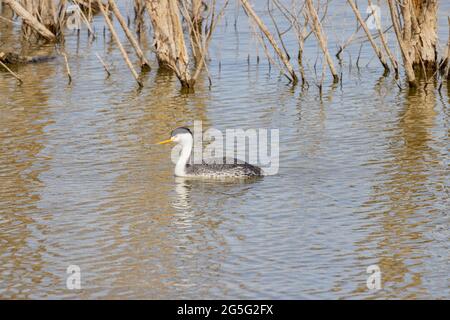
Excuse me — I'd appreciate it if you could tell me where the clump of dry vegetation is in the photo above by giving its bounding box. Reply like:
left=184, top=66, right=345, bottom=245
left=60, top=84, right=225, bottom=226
left=0, top=0, right=449, bottom=89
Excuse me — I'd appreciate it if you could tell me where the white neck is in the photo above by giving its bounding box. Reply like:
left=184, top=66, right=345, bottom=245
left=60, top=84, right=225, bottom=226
left=175, top=138, right=192, bottom=177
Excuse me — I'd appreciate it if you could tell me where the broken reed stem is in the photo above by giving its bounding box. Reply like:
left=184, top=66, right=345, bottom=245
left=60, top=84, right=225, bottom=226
left=107, top=0, right=150, bottom=69
left=250, top=22, right=280, bottom=74
left=240, top=0, right=297, bottom=84
left=61, top=52, right=72, bottom=84
left=267, top=0, right=290, bottom=63
left=200, top=0, right=230, bottom=81
left=367, top=0, right=398, bottom=75
left=189, top=0, right=205, bottom=65
left=318, top=56, right=327, bottom=96
left=347, top=0, right=389, bottom=72
left=95, top=52, right=111, bottom=77
left=386, top=0, right=416, bottom=86
left=73, top=0, right=96, bottom=37
left=305, top=0, right=338, bottom=83
left=179, top=1, right=208, bottom=84
left=3, top=0, right=56, bottom=41
left=272, top=0, right=308, bottom=84
left=179, top=0, right=229, bottom=85
left=97, top=0, right=143, bottom=87
left=445, top=17, right=450, bottom=79
left=0, top=15, right=21, bottom=26
left=134, top=0, right=146, bottom=37
left=0, top=60, right=23, bottom=84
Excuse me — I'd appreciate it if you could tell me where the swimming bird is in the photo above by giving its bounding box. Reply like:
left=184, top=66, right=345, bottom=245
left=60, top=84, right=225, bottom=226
left=157, top=127, right=262, bottom=178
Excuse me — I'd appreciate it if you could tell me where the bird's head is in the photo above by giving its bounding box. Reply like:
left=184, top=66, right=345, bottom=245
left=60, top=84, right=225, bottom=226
left=157, top=127, right=193, bottom=146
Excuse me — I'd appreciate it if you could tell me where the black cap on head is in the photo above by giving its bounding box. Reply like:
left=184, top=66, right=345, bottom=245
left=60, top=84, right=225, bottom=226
left=170, top=127, right=192, bottom=137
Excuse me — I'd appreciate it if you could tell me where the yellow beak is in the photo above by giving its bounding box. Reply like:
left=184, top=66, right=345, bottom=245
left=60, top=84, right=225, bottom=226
left=157, top=137, right=174, bottom=145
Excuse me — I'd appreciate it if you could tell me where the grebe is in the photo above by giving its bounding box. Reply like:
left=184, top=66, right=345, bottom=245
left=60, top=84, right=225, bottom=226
left=157, top=127, right=262, bottom=178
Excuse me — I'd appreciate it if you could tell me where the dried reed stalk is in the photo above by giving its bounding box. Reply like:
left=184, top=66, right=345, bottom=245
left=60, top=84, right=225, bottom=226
left=133, top=0, right=146, bottom=37
left=240, top=0, right=298, bottom=84
left=97, top=0, right=143, bottom=87
left=95, top=52, right=111, bottom=77
left=77, top=0, right=103, bottom=13
left=367, top=0, right=398, bottom=75
left=272, top=0, right=308, bottom=84
left=446, top=17, right=450, bottom=79
left=73, top=0, right=95, bottom=36
left=386, top=0, right=416, bottom=85
left=107, top=0, right=150, bottom=69
left=179, top=0, right=229, bottom=86
left=61, top=52, right=72, bottom=84
left=347, top=0, right=389, bottom=72
left=305, top=0, right=338, bottom=82
left=189, top=0, right=204, bottom=64
left=3, top=0, right=56, bottom=41
left=0, top=59, right=23, bottom=84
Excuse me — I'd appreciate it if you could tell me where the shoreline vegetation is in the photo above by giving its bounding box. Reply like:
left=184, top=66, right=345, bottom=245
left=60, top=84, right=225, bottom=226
left=0, top=0, right=449, bottom=91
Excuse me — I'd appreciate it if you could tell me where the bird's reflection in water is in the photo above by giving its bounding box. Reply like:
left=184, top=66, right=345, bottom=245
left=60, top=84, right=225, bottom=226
left=168, top=177, right=262, bottom=297
left=172, top=177, right=193, bottom=212
left=171, top=177, right=263, bottom=214
left=169, top=176, right=264, bottom=288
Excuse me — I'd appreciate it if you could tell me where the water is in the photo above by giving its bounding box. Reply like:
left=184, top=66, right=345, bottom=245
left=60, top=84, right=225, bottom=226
left=0, top=1, right=448, bottom=299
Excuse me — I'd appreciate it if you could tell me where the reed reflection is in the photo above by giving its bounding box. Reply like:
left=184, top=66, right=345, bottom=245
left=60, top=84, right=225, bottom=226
left=355, top=80, right=445, bottom=298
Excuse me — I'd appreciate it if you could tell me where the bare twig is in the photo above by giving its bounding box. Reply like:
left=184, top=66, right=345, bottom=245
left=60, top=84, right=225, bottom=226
left=61, top=52, right=72, bottom=84
left=347, top=0, right=389, bottom=72
left=445, top=17, right=450, bottom=79
left=305, top=0, right=338, bottom=82
left=267, top=0, right=290, bottom=61
left=272, top=0, right=308, bottom=84
left=95, top=52, right=111, bottom=77
left=387, top=0, right=416, bottom=86
left=240, top=0, right=298, bottom=84
left=108, top=0, right=150, bottom=69
left=98, top=0, right=143, bottom=87
left=73, top=0, right=95, bottom=36
left=367, top=0, right=398, bottom=75
left=0, top=59, right=23, bottom=84
left=3, top=0, right=56, bottom=41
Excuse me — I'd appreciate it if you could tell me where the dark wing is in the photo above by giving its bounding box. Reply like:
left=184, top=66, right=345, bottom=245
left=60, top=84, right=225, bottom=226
left=186, top=157, right=262, bottom=176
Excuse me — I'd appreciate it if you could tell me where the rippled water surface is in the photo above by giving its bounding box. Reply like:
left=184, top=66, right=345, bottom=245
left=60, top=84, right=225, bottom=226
left=0, top=2, right=449, bottom=299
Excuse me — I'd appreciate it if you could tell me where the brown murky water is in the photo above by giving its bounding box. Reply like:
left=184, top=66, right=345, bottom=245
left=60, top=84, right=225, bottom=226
left=0, top=2, right=449, bottom=299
